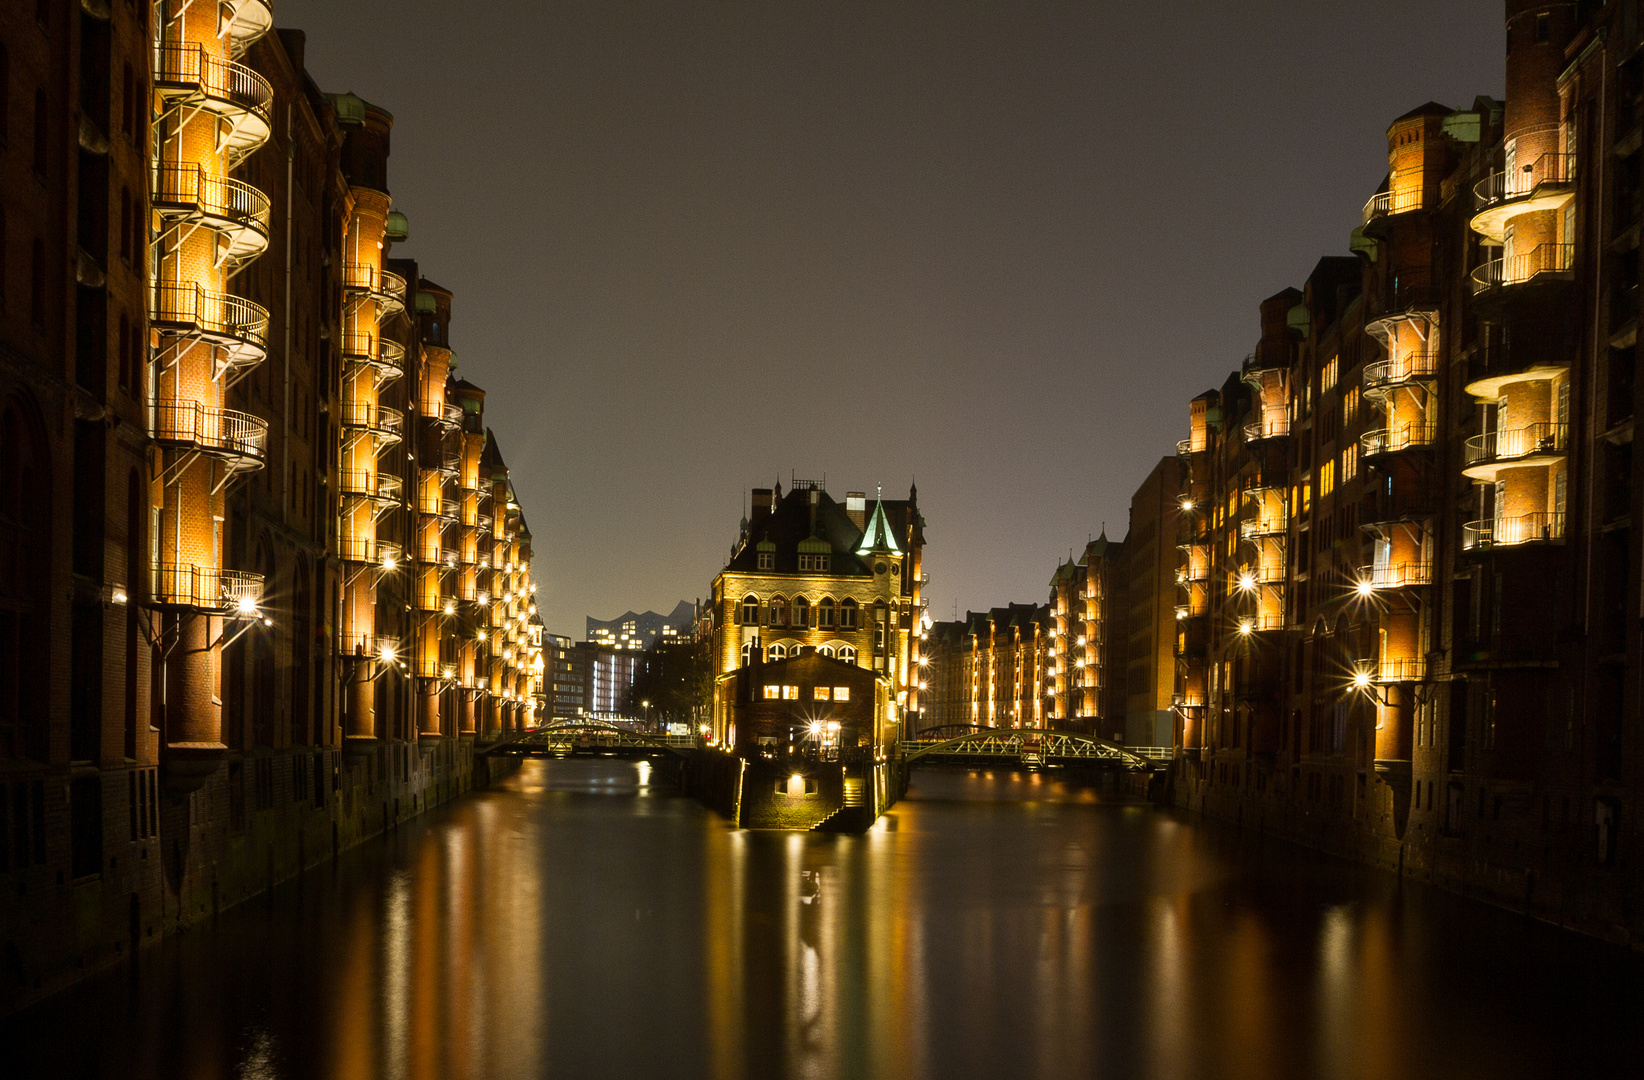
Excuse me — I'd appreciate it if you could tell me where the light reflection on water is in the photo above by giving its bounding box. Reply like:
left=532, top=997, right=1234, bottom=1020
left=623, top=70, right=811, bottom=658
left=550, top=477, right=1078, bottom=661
left=6, top=758, right=1643, bottom=1079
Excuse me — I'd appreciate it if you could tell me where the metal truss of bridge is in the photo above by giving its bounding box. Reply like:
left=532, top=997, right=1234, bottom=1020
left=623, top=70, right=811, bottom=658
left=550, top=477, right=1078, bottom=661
left=902, top=725, right=1162, bottom=771
left=488, top=719, right=698, bottom=757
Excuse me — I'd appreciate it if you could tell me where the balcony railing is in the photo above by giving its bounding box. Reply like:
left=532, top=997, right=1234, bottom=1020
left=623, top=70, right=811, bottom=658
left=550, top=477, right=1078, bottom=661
left=338, top=470, right=402, bottom=503
left=1373, top=656, right=1427, bottom=683
left=421, top=497, right=460, bottom=521
left=153, top=42, right=273, bottom=162
left=337, top=537, right=402, bottom=567
left=150, top=564, right=264, bottom=614
left=1358, top=561, right=1433, bottom=589
left=1175, top=565, right=1208, bottom=585
left=153, top=401, right=267, bottom=467
left=151, top=163, right=270, bottom=262
left=1470, top=243, right=1575, bottom=296
left=337, top=401, right=404, bottom=442
left=1239, top=513, right=1287, bottom=540
left=1234, top=612, right=1286, bottom=634
left=1463, top=423, right=1569, bottom=468
left=1361, top=421, right=1437, bottom=458
left=342, top=264, right=408, bottom=313
left=222, top=0, right=275, bottom=54
left=151, top=283, right=270, bottom=362
left=340, top=333, right=406, bottom=381
left=1472, top=153, right=1576, bottom=215
left=1361, top=186, right=1423, bottom=226
left=1243, top=416, right=1290, bottom=442
left=1254, top=561, right=1286, bottom=585
left=1463, top=512, right=1567, bottom=551
left=1364, top=351, right=1438, bottom=394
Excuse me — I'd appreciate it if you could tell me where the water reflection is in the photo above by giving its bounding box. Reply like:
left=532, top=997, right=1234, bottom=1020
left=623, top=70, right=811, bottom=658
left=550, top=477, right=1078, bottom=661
left=5, top=759, right=1643, bottom=1079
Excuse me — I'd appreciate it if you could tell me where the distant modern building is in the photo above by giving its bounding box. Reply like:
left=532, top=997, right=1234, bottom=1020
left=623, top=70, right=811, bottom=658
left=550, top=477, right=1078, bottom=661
left=586, top=600, right=697, bottom=651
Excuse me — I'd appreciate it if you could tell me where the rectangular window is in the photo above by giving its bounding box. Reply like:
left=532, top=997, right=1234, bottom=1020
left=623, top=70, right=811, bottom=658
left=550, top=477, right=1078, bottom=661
left=762, top=685, right=781, bottom=700
left=1319, top=460, right=1335, bottom=497
left=757, top=552, right=774, bottom=570
left=1343, top=386, right=1360, bottom=426
left=1342, top=444, right=1358, bottom=482
left=832, top=687, right=850, bottom=702
left=781, top=685, right=799, bottom=700
left=813, top=686, right=831, bottom=701
left=1321, top=356, right=1338, bottom=392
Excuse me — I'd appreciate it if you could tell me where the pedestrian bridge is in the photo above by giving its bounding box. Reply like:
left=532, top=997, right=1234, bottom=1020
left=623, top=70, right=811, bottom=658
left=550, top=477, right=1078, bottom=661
left=487, top=720, right=698, bottom=758
left=902, top=725, right=1165, bottom=771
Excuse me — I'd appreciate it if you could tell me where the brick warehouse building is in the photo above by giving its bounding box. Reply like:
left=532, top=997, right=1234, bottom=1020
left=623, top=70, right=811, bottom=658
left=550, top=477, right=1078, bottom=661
left=1157, top=0, right=1644, bottom=938
left=0, top=3, right=540, bottom=1011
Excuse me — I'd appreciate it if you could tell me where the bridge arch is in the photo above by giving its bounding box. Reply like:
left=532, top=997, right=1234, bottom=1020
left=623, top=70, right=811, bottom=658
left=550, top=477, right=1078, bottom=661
left=902, top=728, right=1156, bottom=771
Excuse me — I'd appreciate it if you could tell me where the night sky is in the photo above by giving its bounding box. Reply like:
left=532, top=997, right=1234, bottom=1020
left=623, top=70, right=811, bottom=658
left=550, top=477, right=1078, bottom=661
left=275, top=1, right=1502, bottom=637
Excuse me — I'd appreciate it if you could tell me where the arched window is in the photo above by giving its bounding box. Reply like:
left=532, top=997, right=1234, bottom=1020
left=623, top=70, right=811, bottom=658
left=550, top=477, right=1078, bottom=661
left=837, top=645, right=857, bottom=664
left=767, top=643, right=787, bottom=662
left=768, top=595, right=788, bottom=628
left=818, top=597, right=835, bottom=629
left=740, top=594, right=759, bottom=625
left=794, top=596, right=810, bottom=629
left=839, top=597, right=858, bottom=629
left=816, top=643, right=835, bottom=658
left=740, top=641, right=753, bottom=667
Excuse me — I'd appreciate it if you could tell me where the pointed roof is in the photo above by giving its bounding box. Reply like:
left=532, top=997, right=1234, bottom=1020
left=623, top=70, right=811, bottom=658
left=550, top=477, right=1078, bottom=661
left=855, top=493, right=902, bottom=555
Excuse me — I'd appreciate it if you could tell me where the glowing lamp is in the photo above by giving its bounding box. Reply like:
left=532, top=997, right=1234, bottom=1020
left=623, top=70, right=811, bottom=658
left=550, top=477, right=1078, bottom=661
left=236, top=594, right=259, bottom=616
left=1352, top=670, right=1372, bottom=690
left=1356, top=579, right=1375, bottom=597
left=1238, top=573, right=1256, bottom=591
left=1237, top=619, right=1254, bottom=636
left=379, top=643, right=396, bottom=663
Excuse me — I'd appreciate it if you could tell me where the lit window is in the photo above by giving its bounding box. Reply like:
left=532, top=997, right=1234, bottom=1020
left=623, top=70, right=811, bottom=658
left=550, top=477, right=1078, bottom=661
left=769, top=596, right=788, bottom=627
left=1342, top=444, right=1358, bottom=482
left=782, top=685, right=799, bottom=700
left=814, top=686, right=831, bottom=701
left=763, top=685, right=781, bottom=700
left=833, top=687, right=850, bottom=701
left=1320, top=459, right=1335, bottom=498
left=838, top=645, right=857, bottom=663
left=798, top=553, right=830, bottom=572
left=768, top=643, right=787, bottom=661
left=1321, top=356, right=1338, bottom=393
left=741, top=595, right=759, bottom=624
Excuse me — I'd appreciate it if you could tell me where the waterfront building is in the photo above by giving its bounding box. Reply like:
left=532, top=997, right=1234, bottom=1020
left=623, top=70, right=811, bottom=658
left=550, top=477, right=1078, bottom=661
left=921, top=605, right=1050, bottom=731
left=1159, top=1, right=1644, bottom=935
left=1122, top=457, right=1181, bottom=748
left=706, top=481, right=926, bottom=744
left=0, top=5, right=540, bottom=1012
left=1048, top=535, right=1128, bottom=739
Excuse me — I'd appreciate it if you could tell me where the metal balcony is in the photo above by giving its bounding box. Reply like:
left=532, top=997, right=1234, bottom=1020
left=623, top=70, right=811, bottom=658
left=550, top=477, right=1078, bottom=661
left=421, top=497, right=460, bottom=522
left=1470, top=153, right=1576, bottom=241
left=340, top=333, right=406, bottom=384
left=1364, top=351, right=1438, bottom=397
left=151, top=163, right=270, bottom=265
left=1239, top=513, right=1287, bottom=540
left=342, top=264, right=408, bottom=315
left=1175, top=564, right=1208, bottom=585
left=1469, top=243, right=1575, bottom=296
left=1462, top=513, right=1566, bottom=552
left=1254, top=561, right=1285, bottom=585
left=338, top=401, right=404, bottom=445
left=153, top=401, right=267, bottom=472
left=1357, top=561, right=1433, bottom=589
left=153, top=43, right=272, bottom=165
left=150, top=564, right=263, bottom=614
left=1176, top=437, right=1205, bottom=457
left=1361, top=421, right=1437, bottom=459
left=1361, top=187, right=1422, bottom=227
left=1373, top=656, right=1426, bottom=684
left=337, top=537, right=402, bottom=567
left=151, top=283, right=269, bottom=373
left=1243, top=416, right=1290, bottom=443
left=222, top=0, right=275, bottom=54
left=1462, top=423, right=1568, bottom=480
left=338, top=469, right=403, bottom=505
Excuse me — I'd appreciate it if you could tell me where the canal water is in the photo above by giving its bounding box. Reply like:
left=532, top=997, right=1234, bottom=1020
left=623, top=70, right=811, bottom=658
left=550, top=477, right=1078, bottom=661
left=6, top=758, right=1640, bottom=1080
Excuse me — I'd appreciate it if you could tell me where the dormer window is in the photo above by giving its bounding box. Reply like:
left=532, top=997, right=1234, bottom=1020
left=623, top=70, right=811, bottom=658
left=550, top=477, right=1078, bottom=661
left=798, top=553, right=830, bottom=572
left=758, top=552, right=775, bottom=570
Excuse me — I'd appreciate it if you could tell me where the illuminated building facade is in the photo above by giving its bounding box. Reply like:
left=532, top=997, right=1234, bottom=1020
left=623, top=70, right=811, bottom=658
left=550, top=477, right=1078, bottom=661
left=922, top=605, right=1050, bottom=731
left=706, top=482, right=925, bottom=746
left=1162, top=1, right=1644, bottom=934
left=1047, top=535, right=1128, bottom=738
left=0, top=6, right=539, bottom=1011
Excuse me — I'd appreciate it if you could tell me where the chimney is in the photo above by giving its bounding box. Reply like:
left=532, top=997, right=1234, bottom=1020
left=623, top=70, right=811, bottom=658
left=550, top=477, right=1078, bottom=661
left=751, top=488, right=773, bottom=523
left=845, top=492, right=866, bottom=530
